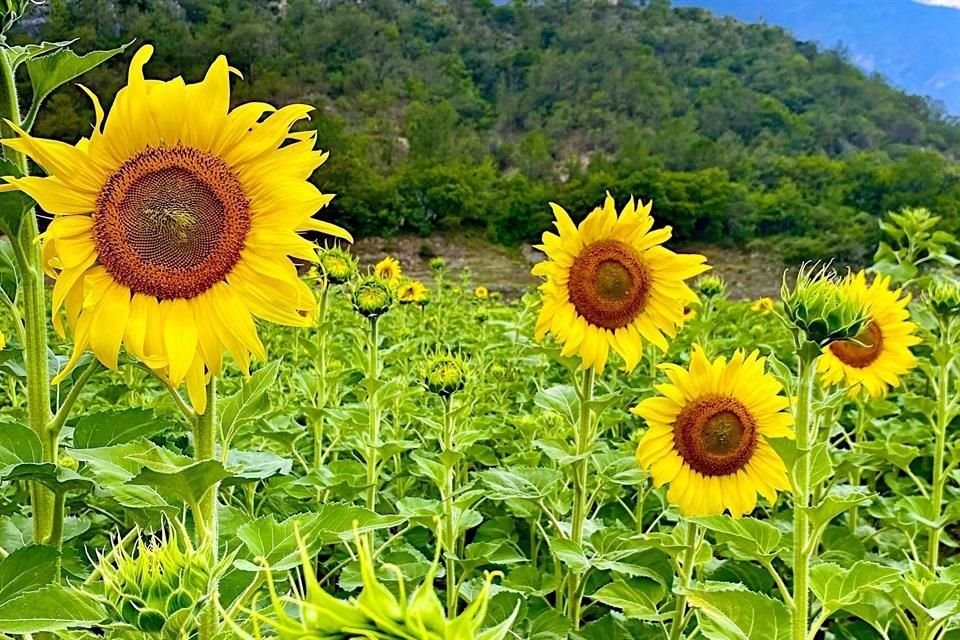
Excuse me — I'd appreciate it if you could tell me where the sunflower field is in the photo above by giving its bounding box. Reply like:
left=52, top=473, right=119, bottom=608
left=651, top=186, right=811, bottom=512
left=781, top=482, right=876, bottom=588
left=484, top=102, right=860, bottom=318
left=0, top=10, right=959, bottom=640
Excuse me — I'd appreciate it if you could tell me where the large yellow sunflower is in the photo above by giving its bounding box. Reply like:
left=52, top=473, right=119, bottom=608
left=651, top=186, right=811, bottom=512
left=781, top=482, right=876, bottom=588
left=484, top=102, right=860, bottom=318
left=633, top=346, right=794, bottom=517
left=818, top=271, right=919, bottom=398
left=1, top=45, right=350, bottom=413
left=533, top=194, right=708, bottom=372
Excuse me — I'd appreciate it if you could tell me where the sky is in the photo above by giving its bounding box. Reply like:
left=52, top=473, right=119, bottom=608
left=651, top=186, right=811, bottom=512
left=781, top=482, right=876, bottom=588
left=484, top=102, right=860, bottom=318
left=672, top=0, right=960, bottom=115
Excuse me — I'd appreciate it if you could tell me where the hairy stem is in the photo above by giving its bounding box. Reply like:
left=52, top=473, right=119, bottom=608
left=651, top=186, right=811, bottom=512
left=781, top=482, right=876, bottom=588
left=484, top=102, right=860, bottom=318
left=567, top=367, right=595, bottom=630
left=792, top=351, right=817, bottom=640
left=669, top=521, right=699, bottom=640
left=194, top=377, right=219, bottom=640
left=365, top=317, right=381, bottom=512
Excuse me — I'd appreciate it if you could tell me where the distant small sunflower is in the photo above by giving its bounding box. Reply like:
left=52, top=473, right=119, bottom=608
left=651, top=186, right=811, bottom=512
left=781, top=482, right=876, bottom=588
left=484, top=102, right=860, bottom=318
left=634, top=346, right=794, bottom=517
left=751, top=297, right=775, bottom=314
left=818, top=271, right=919, bottom=397
left=533, top=194, right=708, bottom=372
left=682, top=306, right=697, bottom=323
left=474, top=285, right=489, bottom=299
left=396, top=279, right=428, bottom=305
left=374, top=257, right=402, bottom=285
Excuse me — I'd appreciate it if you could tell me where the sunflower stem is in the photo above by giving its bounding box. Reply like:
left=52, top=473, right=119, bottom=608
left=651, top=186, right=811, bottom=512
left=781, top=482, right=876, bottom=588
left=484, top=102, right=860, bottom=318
left=848, top=396, right=867, bottom=533
left=314, top=283, right=330, bottom=500
left=194, top=376, right=220, bottom=640
left=791, top=347, right=817, bottom=640
left=567, top=366, right=595, bottom=630
left=669, top=521, right=699, bottom=640
left=0, top=47, right=56, bottom=550
left=365, top=316, right=381, bottom=512
left=927, top=320, right=951, bottom=571
left=440, top=394, right=459, bottom=615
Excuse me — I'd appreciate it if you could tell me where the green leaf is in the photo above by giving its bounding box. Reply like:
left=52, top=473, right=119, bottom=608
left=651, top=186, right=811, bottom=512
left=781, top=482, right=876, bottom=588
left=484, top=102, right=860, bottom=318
left=479, top=467, right=563, bottom=501
left=810, top=561, right=900, bottom=617
left=222, top=449, right=292, bottom=485
left=0, top=236, right=19, bottom=304
left=128, top=459, right=231, bottom=507
left=235, top=505, right=404, bottom=571
left=808, top=442, right=834, bottom=487
left=2, top=463, right=94, bottom=494
left=693, top=516, right=783, bottom=562
left=0, top=158, right=33, bottom=236
left=589, top=578, right=667, bottom=620
left=24, top=42, right=131, bottom=129
left=0, top=420, right=42, bottom=469
left=72, top=408, right=161, bottom=449
left=219, top=360, right=280, bottom=444
left=808, top=486, right=873, bottom=533
left=548, top=537, right=590, bottom=574
left=0, top=584, right=106, bottom=633
left=534, top=384, right=579, bottom=426
left=0, top=544, right=59, bottom=601
left=2, top=40, right=75, bottom=69
left=687, top=583, right=791, bottom=640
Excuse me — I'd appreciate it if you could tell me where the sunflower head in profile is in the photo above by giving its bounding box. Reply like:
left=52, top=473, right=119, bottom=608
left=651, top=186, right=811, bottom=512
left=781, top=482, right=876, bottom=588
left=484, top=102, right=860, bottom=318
left=532, top=194, right=709, bottom=372
left=374, top=256, right=402, bottom=285
left=633, top=346, right=794, bottom=517
left=818, top=271, right=919, bottom=398
left=1, top=45, right=349, bottom=413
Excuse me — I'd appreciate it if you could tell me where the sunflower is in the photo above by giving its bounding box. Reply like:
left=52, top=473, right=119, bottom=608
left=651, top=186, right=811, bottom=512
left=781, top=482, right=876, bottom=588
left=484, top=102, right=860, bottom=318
left=396, top=279, right=428, bottom=305
left=374, top=257, right=402, bottom=285
left=1, top=45, right=349, bottom=413
left=818, top=271, right=919, bottom=398
left=533, top=194, right=708, bottom=372
left=751, top=297, right=775, bottom=314
left=633, top=346, right=794, bottom=517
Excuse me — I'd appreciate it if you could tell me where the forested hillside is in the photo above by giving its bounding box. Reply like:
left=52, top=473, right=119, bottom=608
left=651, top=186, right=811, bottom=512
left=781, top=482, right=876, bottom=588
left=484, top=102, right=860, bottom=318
left=18, top=0, right=960, bottom=260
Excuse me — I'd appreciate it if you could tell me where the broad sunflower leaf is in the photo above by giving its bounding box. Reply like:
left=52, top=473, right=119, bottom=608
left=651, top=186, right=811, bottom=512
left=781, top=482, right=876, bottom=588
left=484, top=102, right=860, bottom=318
left=219, top=360, right=281, bottom=446
left=479, top=467, right=564, bottom=501
left=24, top=42, right=132, bottom=130
left=72, top=408, right=161, bottom=449
left=811, top=561, right=900, bottom=617
left=0, top=584, right=106, bottom=633
left=2, top=462, right=94, bottom=494
left=693, top=516, right=783, bottom=562
left=687, top=583, right=791, bottom=640
left=0, top=544, right=59, bottom=601
left=128, top=459, right=231, bottom=507
left=534, top=384, right=579, bottom=426
left=0, top=419, right=42, bottom=470
left=588, top=578, right=667, bottom=621
left=0, top=158, right=33, bottom=237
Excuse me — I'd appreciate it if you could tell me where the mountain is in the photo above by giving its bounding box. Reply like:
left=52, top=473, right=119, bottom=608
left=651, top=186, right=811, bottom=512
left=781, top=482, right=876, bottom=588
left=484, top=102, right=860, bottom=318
left=674, top=0, right=960, bottom=115
left=17, top=0, right=960, bottom=262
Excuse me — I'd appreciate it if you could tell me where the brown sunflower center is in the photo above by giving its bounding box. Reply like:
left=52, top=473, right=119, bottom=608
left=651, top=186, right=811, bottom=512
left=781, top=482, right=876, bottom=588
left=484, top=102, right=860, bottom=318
left=829, top=321, right=883, bottom=369
left=673, top=395, right=758, bottom=476
left=567, top=239, right=651, bottom=330
left=94, top=145, right=251, bottom=300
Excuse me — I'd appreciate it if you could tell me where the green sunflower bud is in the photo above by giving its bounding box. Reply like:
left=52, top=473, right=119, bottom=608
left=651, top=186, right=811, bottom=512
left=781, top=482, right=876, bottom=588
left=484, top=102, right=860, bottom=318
left=318, top=246, right=358, bottom=285
left=429, top=256, right=447, bottom=273
left=696, top=274, right=727, bottom=299
left=781, top=264, right=868, bottom=347
left=58, top=454, right=79, bottom=471
left=926, top=279, right=960, bottom=318
left=253, top=526, right=518, bottom=640
left=352, top=276, right=394, bottom=318
left=423, top=352, right=468, bottom=397
left=96, top=520, right=224, bottom=637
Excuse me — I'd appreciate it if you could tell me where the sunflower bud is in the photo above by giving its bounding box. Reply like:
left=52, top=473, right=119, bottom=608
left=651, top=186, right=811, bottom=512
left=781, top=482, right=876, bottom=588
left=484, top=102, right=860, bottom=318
left=58, top=454, right=79, bottom=471
left=318, top=246, right=357, bottom=285
left=423, top=352, right=468, bottom=397
left=781, top=265, right=868, bottom=347
left=97, top=522, right=222, bottom=638
left=352, top=277, right=394, bottom=318
left=255, top=527, right=517, bottom=640
left=926, top=279, right=960, bottom=318
left=429, top=256, right=446, bottom=273
left=696, top=274, right=727, bottom=299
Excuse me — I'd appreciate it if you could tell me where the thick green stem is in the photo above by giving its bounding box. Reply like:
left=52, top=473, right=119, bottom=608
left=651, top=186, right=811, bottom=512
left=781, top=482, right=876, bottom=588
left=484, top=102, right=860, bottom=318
left=314, top=286, right=330, bottom=495
left=441, top=395, right=458, bottom=615
left=365, top=317, right=380, bottom=512
left=567, top=367, right=595, bottom=630
left=848, top=397, right=867, bottom=533
left=0, top=46, right=54, bottom=546
left=792, top=352, right=817, bottom=640
left=927, top=332, right=950, bottom=571
left=669, top=521, right=698, bottom=640
left=194, top=377, right=219, bottom=640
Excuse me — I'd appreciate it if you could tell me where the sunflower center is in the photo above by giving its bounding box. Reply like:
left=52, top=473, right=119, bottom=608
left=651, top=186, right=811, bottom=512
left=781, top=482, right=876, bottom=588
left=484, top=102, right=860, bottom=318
left=94, top=145, right=251, bottom=300
left=567, top=239, right=651, bottom=330
left=829, top=321, right=883, bottom=369
left=673, top=395, right=758, bottom=477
